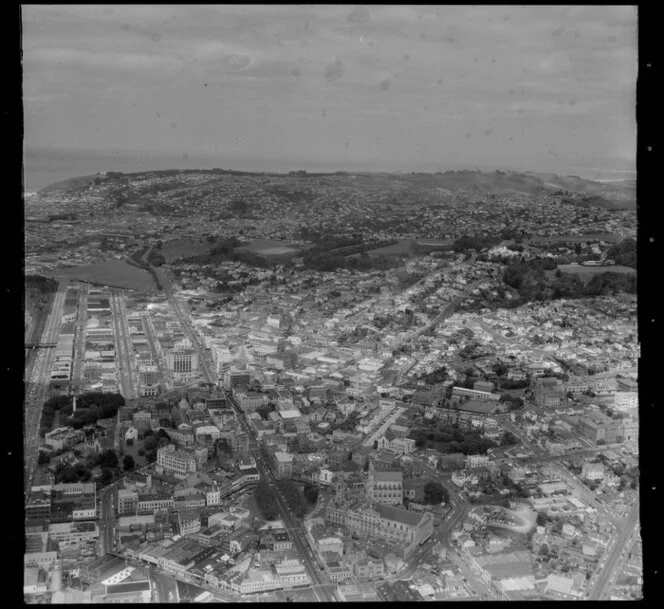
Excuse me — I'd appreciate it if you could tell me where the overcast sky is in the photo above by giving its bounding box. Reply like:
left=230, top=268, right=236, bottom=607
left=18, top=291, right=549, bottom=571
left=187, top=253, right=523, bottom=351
left=22, top=5, right=638, bottom=173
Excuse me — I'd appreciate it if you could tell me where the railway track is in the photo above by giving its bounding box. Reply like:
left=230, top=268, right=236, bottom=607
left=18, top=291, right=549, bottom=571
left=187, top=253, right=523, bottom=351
left=24, top=284, right=68, bottom=492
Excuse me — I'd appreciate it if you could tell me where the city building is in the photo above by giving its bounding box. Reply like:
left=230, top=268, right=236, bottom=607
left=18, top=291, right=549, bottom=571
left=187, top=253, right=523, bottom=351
left=272, top=452, right=294, bottom=478
left=156, top=444, right=198, bottom=479
left=451, top=386, right=500, bottom=402
left=43, top=427, right=85, bottom=451
left=165, top=349, right=199, bottom=374
left=365, top=464, right=403, bottom=506
left=117, top=489, right=139, bottom=515
left=325, top=501, right=433, bottom=559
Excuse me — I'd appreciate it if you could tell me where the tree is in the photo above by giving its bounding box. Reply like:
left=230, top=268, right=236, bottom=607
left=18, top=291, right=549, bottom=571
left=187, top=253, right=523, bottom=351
left=256, top=403, right=276, bottom=420
left=138, top=449, right=146, bottom=456
left=277, top=480, right=309, bottom=518
left=501, top=432, right=520, bottom=446
left=55, top=464, right=80, bottom=484
left=37, top=452, right=51, bottom=466
left=123, top=455, right=135, bottom=472
left=493, top=362, right=509, bottom=377
left=99, top=468, right=114, bottom=487
left=156, top=428, right=171, bottom=440
left=255, top=481, right=280, bottom=520
left=536, top=512, right=548, bottom=527
left=126, top=438, right=134, bottom=446
left=303, top=482, right=319, bottom=505
left=98, top=449, right=119, bottom=469
left=144, top=435, right=158, bottom=451
left=423, top=481, right=449, bottom=505
left=145, top=449, right=158, bottom=463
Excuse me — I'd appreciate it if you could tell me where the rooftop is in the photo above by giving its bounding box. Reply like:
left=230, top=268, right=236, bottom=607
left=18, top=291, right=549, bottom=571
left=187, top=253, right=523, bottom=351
left=374, top=503, right=427, bottom=527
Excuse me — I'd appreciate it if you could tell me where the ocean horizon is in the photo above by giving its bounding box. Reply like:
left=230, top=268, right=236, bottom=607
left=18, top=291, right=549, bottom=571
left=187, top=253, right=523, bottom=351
left=23, top=147, right=636, bottom=194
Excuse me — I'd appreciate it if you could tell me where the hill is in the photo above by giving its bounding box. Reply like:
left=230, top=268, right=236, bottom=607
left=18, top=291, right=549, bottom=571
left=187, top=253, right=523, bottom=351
left=36, top=167, right=634, bottom=205
left=390, top=169, right=547, bottom=195
left=29, top=167, right=635, bottom=247
left=527, top=172, right=635, bottom=209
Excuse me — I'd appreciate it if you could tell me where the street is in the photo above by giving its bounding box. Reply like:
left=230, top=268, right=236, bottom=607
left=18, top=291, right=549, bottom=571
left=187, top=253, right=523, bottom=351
left=228, top=392, right=337, bottom=602
left=110, top=289, right=138, bottom=399
left=152, top=266, right=218, bottom=384
left=99, top=485, right=116, bottom=556
left=71, top=284, right=88, bottom=393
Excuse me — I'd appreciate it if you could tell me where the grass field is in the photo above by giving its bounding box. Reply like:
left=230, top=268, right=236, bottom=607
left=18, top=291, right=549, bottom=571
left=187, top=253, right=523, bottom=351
left=159, top=237, right=212, bottom=263
left=48, top=260, right=158, bottom=291
left=556, top=264, right=636, bottom=281
left=365, top=240, right=414, bottom=258
left=120, top=438, right=148, bottom=468
left=235, top=239, right=299, bottom=253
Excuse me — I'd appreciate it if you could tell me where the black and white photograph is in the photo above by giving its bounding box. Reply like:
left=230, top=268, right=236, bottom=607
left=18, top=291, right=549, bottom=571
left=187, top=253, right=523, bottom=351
left=21, top=4, right=643, bottom=603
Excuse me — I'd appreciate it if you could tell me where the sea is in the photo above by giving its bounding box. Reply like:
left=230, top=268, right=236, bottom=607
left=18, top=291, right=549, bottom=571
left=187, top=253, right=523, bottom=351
left=22, top=147, right=636, bottom=195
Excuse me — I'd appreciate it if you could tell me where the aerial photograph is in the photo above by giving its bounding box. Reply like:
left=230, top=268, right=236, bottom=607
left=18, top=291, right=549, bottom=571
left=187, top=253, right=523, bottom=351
left=22, top=4, right=641, bottom=603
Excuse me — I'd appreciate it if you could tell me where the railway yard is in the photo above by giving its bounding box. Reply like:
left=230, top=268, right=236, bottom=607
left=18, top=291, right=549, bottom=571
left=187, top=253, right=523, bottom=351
left=23, top=278, right=213, bottom=491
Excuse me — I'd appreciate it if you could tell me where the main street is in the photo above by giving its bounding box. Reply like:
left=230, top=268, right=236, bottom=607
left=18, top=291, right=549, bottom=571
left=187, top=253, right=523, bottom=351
left=116, top=291, right=140, bottom=396
left=587, top=499, right=640, bottom=600
left=362, top=405, right=406, bottom=448
left=72, top=284, right=88, bottom=393
left=510, top=445, right=625, bottom=465
left=446, top=547, right=500, bottom=600
left=99, top=484, right=116, bottom=556
left=152, top=266, right=217, bottom=384
left=392, top=278, right=487, bottom=387
left=141, top=312, right=172, bottom=389
left=394, top=279, right=486, bottom=352
left=110, top=290, right=137, bottom=399
left=228, top=392, right=337, bottom=602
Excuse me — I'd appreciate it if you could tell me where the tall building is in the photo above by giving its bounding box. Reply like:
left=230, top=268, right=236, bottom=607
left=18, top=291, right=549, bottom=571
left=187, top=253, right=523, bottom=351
left=533, top=377, right=565, bottom=408
left=139, top=365, right=161, bottom=397
left=224, top=369, right=251, bottom=390
left=117, top=489, right=138, bottom=515
left=156, top=444, right=198, bottom=479
left=166, top=349, right=199, bottom=374
left=576, top=412, right=628, bottom=444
